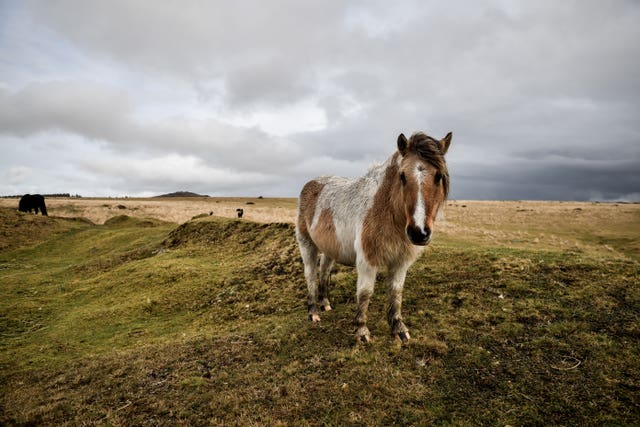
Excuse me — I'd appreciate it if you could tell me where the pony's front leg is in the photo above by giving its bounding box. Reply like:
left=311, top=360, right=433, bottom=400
left=354, top=261, right=377, bottom=343
left=387, top=265, right=411, bottom=342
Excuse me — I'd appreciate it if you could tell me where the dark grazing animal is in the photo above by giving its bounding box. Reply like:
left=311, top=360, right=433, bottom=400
left=18, top=194, right=48, bottom=216
left=236, top=208, right=244, bottom=218
left=296, top=131, right=452, bottom=343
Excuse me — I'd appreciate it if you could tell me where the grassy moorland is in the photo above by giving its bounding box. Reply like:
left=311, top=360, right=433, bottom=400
left=0, top=196, right=298, bottom=225
left=0, top=199, right=638, bottom=425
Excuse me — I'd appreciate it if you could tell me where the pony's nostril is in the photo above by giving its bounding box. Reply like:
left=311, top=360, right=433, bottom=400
left=406, top=225, right=430, bottom=245
left=423, top=227, right=431, bottom=240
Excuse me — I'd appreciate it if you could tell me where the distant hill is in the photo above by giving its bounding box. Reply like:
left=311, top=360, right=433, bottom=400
left=154, top=191, right=209, bottom=198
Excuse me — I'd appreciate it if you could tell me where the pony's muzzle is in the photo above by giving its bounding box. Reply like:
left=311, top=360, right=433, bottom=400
left=406, top=225, right=431, bottom=245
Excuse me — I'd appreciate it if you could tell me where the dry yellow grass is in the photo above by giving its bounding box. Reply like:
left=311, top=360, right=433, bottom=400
left=439, top=200, right=640, bottom=259
left=0, top=197, right=297, bottom=225
left=2, top=197, right=637, bottom=259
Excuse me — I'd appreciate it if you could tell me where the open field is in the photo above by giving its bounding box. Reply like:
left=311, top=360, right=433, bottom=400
left=3, top=197, right=637, bottom=260
left=1, top=198, right=639, bottom=425
left=0, top=196, right=298, bottom=225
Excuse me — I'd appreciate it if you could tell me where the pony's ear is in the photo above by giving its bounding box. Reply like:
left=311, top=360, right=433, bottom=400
left=439, top=132, right=452, bottom=155
left=397, top=133, right=408, bottom=156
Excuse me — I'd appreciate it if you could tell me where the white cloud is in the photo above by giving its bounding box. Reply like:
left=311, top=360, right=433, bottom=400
left=4, top=165, right=32, bottom=185
left=0, top=1, right=637, bottom=200
left=80, top=153, right=274, bottom=189
left=223, top=98, right=327, bottom=137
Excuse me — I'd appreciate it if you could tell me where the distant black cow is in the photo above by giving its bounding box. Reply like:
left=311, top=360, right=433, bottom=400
left=18, top=194, right=48, bottom=216
left=236, top=208, right=244, bottom=218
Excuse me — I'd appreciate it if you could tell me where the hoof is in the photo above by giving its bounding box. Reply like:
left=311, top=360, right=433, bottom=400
left=397, top=331, right=411, bottom=343
left=357, top=334, right=371, bottom=344
left=309, top=313, right=321, bottom=322
left=355, top=326, right=371, bottom=343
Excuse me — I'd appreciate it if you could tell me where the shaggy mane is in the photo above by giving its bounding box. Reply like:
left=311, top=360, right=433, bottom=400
left=408, top=132, right=450, bottom=199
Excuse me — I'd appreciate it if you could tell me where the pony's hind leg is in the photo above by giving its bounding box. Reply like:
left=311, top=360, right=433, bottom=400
left=318, top=254, right=335, bottom=312
left=298, top=237, right=321, bottom=322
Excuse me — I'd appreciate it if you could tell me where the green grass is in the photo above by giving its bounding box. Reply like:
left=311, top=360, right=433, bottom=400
left=1, top=207, right=639, bottom=425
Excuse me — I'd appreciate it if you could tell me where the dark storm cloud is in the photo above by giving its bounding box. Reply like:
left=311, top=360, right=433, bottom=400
left=453, top=156, right=640, bottom=201
left=0, top=0, right=638, bottom=199
left=0, top=81, right=305, bottom=174
left=225, top=62, right=315, bottom=108
left=0, top=80, right=132, bottom=140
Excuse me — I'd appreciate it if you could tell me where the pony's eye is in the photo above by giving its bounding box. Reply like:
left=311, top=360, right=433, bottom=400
left=400, top=172, right=406, bottom=185
left=434, top=171, right=442, bottom=184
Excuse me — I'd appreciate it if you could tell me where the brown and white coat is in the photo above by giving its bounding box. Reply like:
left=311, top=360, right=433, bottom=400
left=296, top=131, right=452, bottom=343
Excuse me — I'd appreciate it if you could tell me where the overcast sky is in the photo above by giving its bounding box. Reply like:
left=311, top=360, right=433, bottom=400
left=1, top=1, right=638, bottom=200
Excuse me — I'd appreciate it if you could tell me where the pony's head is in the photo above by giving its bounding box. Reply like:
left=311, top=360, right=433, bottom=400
left=396, top=131, right=451, bottom=245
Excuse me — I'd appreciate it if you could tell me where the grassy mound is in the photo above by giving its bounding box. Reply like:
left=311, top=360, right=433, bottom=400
left=103, top=214, right=168, bottom=228
left=0, top=208, right=92, bottom=252
left=1, top=214, right=638, bottom=425
left=164, top=216, right=294, bottom=249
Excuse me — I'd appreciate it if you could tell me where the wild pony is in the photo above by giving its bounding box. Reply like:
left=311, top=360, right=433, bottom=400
left=296, top=131, right=452, bottom=343
left=18, top=194, right=48, bottom=216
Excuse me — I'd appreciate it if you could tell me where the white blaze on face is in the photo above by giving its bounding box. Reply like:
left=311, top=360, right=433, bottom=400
left=412, top=165, right=426, bottom=233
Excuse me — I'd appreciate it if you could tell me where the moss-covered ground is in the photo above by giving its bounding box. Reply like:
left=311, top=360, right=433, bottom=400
left=1, top=204, right=638, bottom=425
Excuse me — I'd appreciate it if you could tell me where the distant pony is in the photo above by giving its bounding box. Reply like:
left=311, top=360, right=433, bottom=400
left=18, top=194, right=48, bottom=216
left=296, top=131, right=452, bottom=343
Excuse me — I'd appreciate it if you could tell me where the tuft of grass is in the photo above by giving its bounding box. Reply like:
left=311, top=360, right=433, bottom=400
left=1, top=206, right=639, bottom=425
